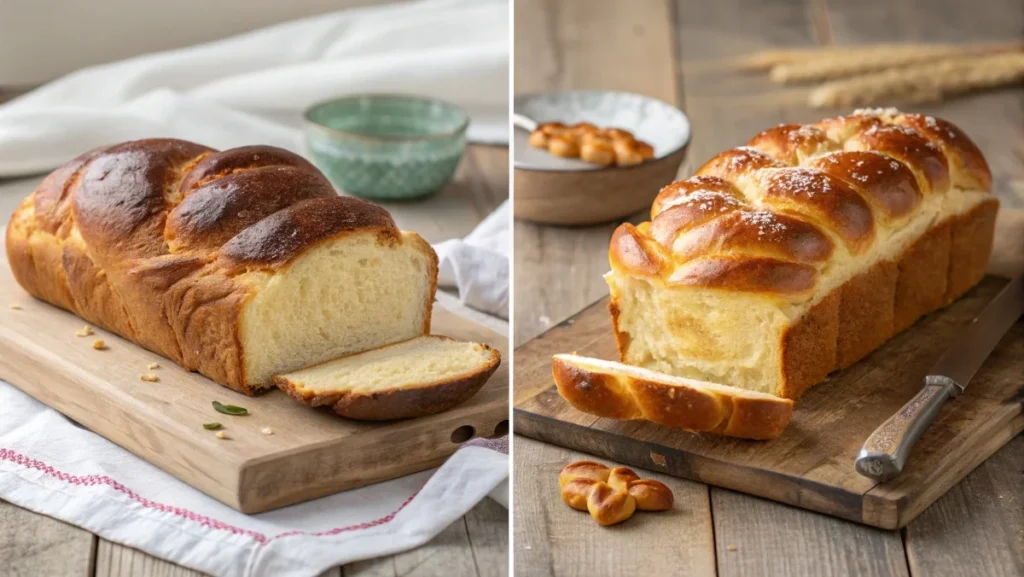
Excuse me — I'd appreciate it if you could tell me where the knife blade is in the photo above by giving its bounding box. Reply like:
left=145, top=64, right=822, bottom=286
left=855, top=273, right=1024, bottom=481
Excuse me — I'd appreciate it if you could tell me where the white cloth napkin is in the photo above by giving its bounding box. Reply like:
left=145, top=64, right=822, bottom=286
left=434, top=201, right=510, bottom=319
left=0, top=0, right=510, bottom=178
left=0, top=366, right=508, bottom=577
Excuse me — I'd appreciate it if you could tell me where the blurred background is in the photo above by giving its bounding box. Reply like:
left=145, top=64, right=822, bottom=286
left=0, top=0, right=384, bottom=85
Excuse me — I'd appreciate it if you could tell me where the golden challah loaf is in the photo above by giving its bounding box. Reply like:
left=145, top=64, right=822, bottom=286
left=607, top=109, right=998, bottom=400
left=6, top=140, right=438, bottom=395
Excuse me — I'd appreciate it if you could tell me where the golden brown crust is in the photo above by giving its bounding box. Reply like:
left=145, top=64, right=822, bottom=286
left=608, top=223, right=664, bottom=280
left=893, top=114, right=991, bottom=191
left=807, top=151, right=922, bottom=223
left=559, top=461, right=611, bottom=488
left=668, top=256, right=818, bottom=296
left=552, top=357, right=642, bottom=421
left=406, top=232, right=440, bottom=335
left=6, top=138, right=436, bottom=397
left=606, top=467, right=641, bottom=491
left=747, top=124, right=835, bottom=165
left=945, top=198, right=999, bottom=302
left=696, top=146, right=785, bottom=183
left=657, top=209, right=834, bottom=266
left=756, top=167, right=875, bottom=253
left=624, top=479, right=674, bottom=511
left=552, top=355, right=794, bottom=440
left=844, top=123, right=950, bottom=196
left=894, top=221, right=952, bottom=333
left=611, top=110, right=989, bottom=289
left=560, top=478, right=597, bottom=511
left=73, top=139, right=215, bottom=261
left=273, top=338, right=500, bottom=420
left=586, top=482, right=636, bottom=526
left=560, top=461, right=674, bottom=516
left=779, top=291, right=839, bottom=400
left=167, top=166, right=335, bottom=252
left=177, top=145, right=322, bottom=193
left=217, top=197, right=398, bottom=271
left=835, top=259, right=899, bottom=369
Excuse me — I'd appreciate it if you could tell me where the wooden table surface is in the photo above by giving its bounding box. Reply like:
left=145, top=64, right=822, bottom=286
left=513, top=1, right=1023, bottom=576
left=0, top=87, right=510, bottom=576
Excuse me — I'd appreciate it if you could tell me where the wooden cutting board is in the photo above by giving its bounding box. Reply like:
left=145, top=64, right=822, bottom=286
left=514, top=275, right=1022, bottom=530
left=0, top=232, right=508, bottom=514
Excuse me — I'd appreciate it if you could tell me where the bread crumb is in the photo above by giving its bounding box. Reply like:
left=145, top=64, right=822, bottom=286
left=9, top=303, right=22, bottom=310
left=147, top=362, right=160, bottom=370
left=92, top=340, right=106, bottom=350
left=76, top=326, right=94, bottom=337
left=261, top=427, right=274, bottom=435
left=216, top=431, right=228, bottom=440
left=140, top=374, right=159, bottom=382
left=727, top=545, right=737, bottom=552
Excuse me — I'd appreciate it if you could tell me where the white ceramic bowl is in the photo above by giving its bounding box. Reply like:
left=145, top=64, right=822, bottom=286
left=513, top=90, right=691, bottom=225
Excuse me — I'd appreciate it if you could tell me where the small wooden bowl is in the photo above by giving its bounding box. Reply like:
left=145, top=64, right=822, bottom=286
left=514, top=91, right=690, bottom=226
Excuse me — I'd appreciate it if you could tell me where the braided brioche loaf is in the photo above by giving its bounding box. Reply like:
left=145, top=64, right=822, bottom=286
left=6, top=139, right=438, bottom=395
left=607, top=109, right=998, bottom=399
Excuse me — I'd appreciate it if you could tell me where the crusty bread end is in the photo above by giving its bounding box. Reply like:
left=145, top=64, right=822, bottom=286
left=552, top=354, right=793, bottom=440
left=274, top=336, right=500, bottom=420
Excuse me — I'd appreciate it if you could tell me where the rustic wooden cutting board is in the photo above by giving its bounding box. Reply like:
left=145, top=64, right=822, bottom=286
left=0, top=232, right=508, bottom=514
left=514, top=275, right=1022, bottom=530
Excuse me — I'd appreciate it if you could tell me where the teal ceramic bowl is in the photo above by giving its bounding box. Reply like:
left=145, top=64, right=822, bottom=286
left=303, top=94, right=469, bottom=200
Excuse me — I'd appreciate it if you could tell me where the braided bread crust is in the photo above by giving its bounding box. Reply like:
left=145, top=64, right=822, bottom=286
left=6, top=139, right=438, bottom=394
left=553, top=354, right=793, bottom=439
left=607, top=109, right=997, bottom=399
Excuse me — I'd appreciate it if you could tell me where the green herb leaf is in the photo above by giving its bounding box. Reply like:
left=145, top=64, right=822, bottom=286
left=213, top=401, right=249, bottom=416
left=203, top=422, right=222, bottom=430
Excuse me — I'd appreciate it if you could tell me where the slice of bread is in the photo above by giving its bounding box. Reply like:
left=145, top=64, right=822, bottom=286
left=552, top=354, right=793, bottom=440
left=274, top=336, right=501, bottom=420
left=237, top=229, right=437, bottom=389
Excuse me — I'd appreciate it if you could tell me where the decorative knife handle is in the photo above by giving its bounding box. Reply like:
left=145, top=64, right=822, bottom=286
left=855, top=377, right=960, bottom=481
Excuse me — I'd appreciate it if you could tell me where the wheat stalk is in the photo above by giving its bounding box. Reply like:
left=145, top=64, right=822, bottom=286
left=809, top=52, right=1024, bottom=108
left=771, top=41, right=1022, bottom=84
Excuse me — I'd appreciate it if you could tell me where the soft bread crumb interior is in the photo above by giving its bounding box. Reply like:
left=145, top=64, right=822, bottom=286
left=240, top=232, right=433, bottom=386
left=281, top=336, right=494, bottom=395
left=608, top=273, right=788, bottom=394
left=557, top=354, right=784, bottom=400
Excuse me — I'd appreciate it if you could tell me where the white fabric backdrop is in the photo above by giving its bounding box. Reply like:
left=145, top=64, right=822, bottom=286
left=0, top=0, right=510, bottom=178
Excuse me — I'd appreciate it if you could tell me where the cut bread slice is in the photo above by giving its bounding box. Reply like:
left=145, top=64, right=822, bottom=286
left=275, top=336, right=501, bottom=420
left=552, top=354, right=794, bottom=440
left=236, top=229, right=438, bottom=390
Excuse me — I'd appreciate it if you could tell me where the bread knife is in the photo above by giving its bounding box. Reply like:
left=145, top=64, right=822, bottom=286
left=855, top=273, right=1024, bottom=481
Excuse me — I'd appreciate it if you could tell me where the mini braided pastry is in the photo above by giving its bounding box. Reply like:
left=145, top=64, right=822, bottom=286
left=558, top=461, right=674, bottom=526
left=529, top=122, right=655, bottom=166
